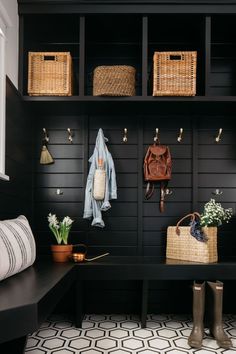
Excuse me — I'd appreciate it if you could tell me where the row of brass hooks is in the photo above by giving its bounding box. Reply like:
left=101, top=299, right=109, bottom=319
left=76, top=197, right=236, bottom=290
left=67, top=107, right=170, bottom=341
left=153, top=128, right=223, bottom=143
left=43, top=127, right=223, bottom=144
left=43, top=128, right=73, bottom=143
left=154, top=128, right=184, bottom=143
left=122, top=127, right=183, bottom=143
left=123, top=128, right=223, bottom=143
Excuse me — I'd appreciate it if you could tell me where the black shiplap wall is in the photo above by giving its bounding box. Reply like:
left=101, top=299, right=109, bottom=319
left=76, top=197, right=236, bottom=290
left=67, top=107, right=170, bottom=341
left=32, top=106, right=236, bottom=313
left=34, top=115, right=86, bottom=254
left=0, top=78, right=33, bottom=221
left=34, top=112, right=235, bottom=260
left=198, top=116, right=236, bottom=260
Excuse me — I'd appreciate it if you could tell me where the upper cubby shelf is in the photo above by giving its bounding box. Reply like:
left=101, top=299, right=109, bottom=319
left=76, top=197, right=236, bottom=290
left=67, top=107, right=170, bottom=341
left=210, top=15, right=236, bottom=96
left=147, top=15, right=205, bottom=96
left=85, top=15, right=142, bottom=96
left=19, top=13, right=236, bottom=102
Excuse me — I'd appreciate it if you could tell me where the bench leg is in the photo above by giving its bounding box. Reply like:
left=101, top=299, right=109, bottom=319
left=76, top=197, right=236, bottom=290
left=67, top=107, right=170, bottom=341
left=141, top=280, right=149, bottom=328
left=75, top=280, right=84, bottom=327
left=0, top=335, right=28, bottom=354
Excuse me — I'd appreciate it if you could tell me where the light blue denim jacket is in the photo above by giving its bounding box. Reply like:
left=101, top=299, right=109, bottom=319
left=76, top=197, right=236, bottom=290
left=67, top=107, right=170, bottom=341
left=83, top=128, right=117, bottom=227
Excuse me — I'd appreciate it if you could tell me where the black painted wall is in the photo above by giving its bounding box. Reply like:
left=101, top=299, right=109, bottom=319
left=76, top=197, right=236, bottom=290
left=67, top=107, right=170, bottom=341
left=1, top=78, right=236, bottom=313
left=33, top=106, right=236, bottom=258
left=0, top=78, right=33, bottom=221
left=32, top=103, right=236, bottom=313
left=8, top=0, right=236, bottom=314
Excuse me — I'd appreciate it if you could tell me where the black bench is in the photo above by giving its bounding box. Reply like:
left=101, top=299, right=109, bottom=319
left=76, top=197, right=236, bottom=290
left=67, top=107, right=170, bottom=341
left=1, top=256, right=236, bottom=354
left=75, top=256, right=236, bottom=328
left=0, top=260, right=74, bottom=354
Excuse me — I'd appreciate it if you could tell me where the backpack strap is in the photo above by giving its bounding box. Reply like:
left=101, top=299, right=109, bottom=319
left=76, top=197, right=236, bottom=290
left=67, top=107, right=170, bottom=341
left=145, top=182, right=154, bottom=200
left=160, top=181, right=168, bottom=213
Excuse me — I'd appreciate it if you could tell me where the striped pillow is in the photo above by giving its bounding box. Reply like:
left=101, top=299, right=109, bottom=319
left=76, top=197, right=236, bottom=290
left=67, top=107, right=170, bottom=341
left=0, top=215, right=36, bottom=281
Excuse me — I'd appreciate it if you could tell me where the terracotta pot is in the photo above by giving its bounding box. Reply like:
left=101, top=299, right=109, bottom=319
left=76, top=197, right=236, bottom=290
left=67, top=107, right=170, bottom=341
left=51, top=244, right=73, bottom=262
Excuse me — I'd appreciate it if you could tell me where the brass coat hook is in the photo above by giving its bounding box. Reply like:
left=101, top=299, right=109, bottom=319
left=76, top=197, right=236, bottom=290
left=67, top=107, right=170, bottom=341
left=56, top=189, right=63, bottom=195
left=165, top=188, right=173, bottom=196
left=177, top=128, right=183, bottom=143
left=154, top=128, right=159, bottom=142
left=212, top=189, right=223, bottom=196
left=123, top=128, right=128, bottom=143
left=67, top=128, right=73, bottom=143
left=215, top=128, right=223, bottom=143
left=43, top=128, right=49, bottom=142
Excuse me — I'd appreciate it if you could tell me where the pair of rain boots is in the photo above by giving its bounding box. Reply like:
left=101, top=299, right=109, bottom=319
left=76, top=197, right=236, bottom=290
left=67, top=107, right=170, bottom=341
left=188, top=281, right=232, bottom=349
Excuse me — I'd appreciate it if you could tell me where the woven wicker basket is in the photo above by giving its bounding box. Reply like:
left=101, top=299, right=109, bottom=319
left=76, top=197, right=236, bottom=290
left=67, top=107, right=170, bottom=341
left=93, top=65, right=136, bottom=96
left=28, top=52, right=72, bottom=96
left=166, top=213, right=218, bottom=263
left=153, top=51, right=197, bottom=96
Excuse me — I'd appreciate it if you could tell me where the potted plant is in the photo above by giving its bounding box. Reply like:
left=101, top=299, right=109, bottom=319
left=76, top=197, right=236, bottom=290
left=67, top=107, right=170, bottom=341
left=200, top=199, right=233, bottom=239
left=47, top=213, right=74, bottom=262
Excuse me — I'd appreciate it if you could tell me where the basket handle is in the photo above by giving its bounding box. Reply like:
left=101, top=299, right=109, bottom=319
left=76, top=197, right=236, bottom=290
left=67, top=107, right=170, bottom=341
left=175, top=213, right=195, bottom=235
left=43, top=55, right=56, bottom=61
left=170, top=54, right=182, bottom=61
left=193, top=212, right=201, bottom=219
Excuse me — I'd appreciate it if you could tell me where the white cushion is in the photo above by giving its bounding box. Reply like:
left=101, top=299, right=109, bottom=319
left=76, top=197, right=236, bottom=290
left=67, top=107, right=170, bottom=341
left=0, top=215, right=36, bottom=281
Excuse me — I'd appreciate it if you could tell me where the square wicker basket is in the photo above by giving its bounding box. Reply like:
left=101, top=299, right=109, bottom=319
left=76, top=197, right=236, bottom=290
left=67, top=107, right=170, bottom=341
left=153, top=51, right=197, bottom=96
left=93, top=65, right=136, bottom=96
left=28, top=52, right=72, bottom=96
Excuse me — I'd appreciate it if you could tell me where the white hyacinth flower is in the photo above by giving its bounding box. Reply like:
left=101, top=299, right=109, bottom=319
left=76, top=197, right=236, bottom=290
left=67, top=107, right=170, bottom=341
left=62, top=216, right=74, bottom=226
left=48, top=213, right=59, bottom=228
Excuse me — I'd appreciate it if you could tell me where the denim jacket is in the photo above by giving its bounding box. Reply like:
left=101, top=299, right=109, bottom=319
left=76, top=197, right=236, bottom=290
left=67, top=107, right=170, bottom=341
left=83, top=128, right=117, bottom=227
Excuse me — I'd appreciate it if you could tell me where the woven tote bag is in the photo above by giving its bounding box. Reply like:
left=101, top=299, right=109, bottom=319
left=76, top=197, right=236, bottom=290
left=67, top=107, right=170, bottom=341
left=166, top=213, right=218, bottom=263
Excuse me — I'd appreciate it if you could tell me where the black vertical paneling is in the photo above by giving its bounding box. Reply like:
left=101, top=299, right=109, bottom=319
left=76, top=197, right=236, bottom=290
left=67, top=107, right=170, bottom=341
left=138, top=117, right=144, bottom=255
left=0, top=78, right=33, bottom=220
left=142, top=16, right=148, bottom=97
left=205, top=16, right=211, bottom=96
left=79, top=16, right=85, bottom=97
left=192, top=118, right=198, bottom=211
left=83, top=114, right=89, bottom=245
left=18, top=15, right=24, bottom=94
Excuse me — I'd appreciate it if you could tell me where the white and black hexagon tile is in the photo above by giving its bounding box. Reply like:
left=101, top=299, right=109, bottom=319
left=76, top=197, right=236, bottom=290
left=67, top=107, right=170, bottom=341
left=25, top=314, right=236, bottom=354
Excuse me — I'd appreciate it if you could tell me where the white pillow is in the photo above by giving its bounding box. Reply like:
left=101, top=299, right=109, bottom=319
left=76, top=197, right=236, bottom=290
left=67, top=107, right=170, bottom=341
left=0, top=215, right=36, bottom=281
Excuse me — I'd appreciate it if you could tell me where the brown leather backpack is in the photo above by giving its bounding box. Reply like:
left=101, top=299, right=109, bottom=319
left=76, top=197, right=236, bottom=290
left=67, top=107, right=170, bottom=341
left=144, top=141, right=172, bottom=212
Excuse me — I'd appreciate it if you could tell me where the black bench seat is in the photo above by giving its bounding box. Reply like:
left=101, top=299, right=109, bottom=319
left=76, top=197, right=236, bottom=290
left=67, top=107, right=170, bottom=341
left=0, top=260, right=74, bottom=354
left=75, top=256, right=236, bottom=328
left=75, top=256, right=236, bottom=280
left=1, top=256, right=236, bottom=353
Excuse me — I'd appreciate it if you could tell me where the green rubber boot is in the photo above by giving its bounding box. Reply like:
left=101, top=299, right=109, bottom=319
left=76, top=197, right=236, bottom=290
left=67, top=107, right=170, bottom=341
left=207, top=281, right=232, bottom=349
left=188, top=282, right=205, bottom=348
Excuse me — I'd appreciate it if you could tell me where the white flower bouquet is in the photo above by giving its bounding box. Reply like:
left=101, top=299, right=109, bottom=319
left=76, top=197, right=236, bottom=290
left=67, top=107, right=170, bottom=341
left=47, top=213, right=74, bottom=244
left=200, top=199, right=233, bottom=227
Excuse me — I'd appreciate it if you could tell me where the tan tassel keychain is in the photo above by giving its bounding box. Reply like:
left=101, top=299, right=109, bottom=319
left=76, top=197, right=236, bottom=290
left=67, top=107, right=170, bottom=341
left=40, top=139, right=54, bottom=165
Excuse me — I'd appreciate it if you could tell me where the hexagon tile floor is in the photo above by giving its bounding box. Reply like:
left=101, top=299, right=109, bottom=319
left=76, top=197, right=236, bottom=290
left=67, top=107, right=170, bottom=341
left=25, top=314, right=236, bottom=354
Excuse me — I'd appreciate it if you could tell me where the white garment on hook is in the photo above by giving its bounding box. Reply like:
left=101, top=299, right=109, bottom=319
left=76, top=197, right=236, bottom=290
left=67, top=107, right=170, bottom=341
left=83, top=128, right=117, bottom=227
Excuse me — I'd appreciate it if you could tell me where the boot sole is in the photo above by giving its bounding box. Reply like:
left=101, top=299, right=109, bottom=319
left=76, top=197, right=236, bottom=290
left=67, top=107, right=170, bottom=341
left=188, top=340, right=202, bottom=349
